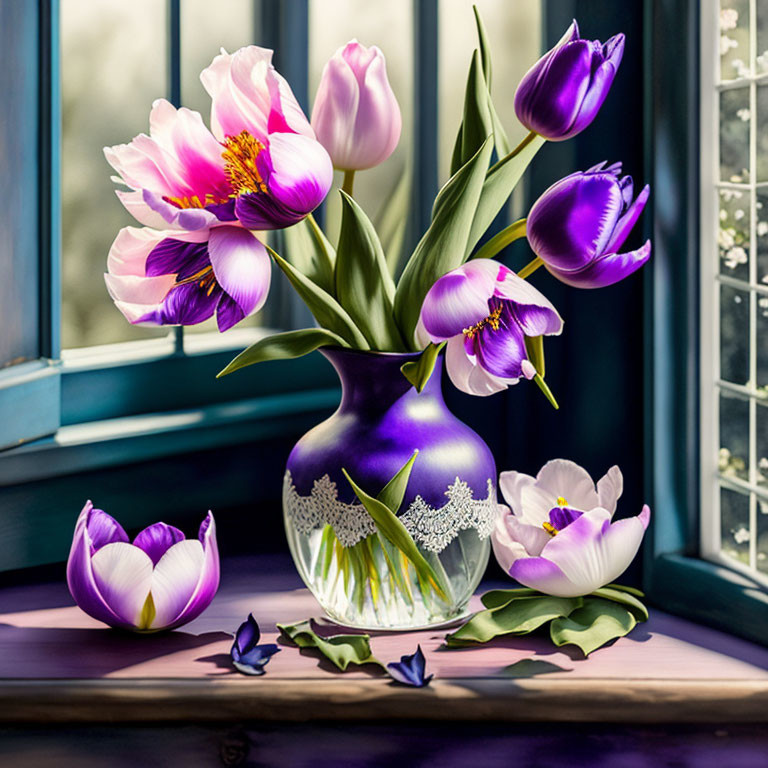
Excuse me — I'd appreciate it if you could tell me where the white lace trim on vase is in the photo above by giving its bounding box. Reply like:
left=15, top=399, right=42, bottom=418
left=283, top=471, right=496, bottom=553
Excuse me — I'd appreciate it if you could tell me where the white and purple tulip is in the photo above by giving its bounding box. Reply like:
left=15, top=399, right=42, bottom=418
left=104, top=225, right=271, bottom=331
left=418, top=259, right=563, bottom=396
left=492, top=460, right=650, bottom=597
left=527, top=161, right=651, bottom=289
left=67, top=502, right=220, bottom=632
left=311, top=40, right=402, bottom=171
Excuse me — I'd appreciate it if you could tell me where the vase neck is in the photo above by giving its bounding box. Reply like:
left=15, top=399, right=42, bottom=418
left=321, top=348, right=444, bottom=414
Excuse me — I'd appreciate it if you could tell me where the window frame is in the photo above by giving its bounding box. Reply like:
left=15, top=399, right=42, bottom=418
left=643, top=0, right=768, bottom=647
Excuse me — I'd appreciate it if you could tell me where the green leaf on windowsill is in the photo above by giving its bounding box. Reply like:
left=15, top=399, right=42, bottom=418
left=549, top=597, right=638, bottom=657
left=445, top=595, right=582, bottom=647
left=277, top=619, right=386, bottom=672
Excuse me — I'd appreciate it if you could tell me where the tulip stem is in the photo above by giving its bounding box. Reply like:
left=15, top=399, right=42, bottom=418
left=472, top=218, right=527, bottom=260
left=517, top=256, right=543, bottom=280
left=342, top=170, right=355, bottom=197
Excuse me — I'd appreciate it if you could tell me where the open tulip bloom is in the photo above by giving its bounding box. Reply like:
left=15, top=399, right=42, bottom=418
left=67, top=502, right=220, bottom=632
left=104, top=9, right=651, bottom=407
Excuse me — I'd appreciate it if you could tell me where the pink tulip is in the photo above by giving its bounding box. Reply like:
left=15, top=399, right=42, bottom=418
left=311, top=40, right=401, bottom=171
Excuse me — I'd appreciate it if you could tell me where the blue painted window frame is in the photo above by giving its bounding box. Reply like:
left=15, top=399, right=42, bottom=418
left=642, top=0, right=768, bottom=647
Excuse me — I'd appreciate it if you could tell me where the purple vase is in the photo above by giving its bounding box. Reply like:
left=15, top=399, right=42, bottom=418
left=283, top=347, right=497, bottom=629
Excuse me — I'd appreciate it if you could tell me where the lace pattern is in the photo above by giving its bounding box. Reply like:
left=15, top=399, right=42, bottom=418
left=283, top=471, right=496, bottom=553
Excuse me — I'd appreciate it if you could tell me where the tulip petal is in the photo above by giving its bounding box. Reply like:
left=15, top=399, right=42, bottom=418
left=473, top=309, right=528, bottom=379
left=142, top=190, right=221, bottom=231
left=508, top=555, right=574, bottom=595
left=84, top=503, right=130, bottom=552
left=115, top=190, right=172, bottom=229
left=596, top=465, right=624, bottom=515
left=133, top=522, right=186, bottom=566
left=535, top=459, right=601, bottom=511
left=605, top=184, right=650, bottom=255
left=420, top=260, right=497, bottom=341
left=492, top=269, right=563, bottom=336
left=133, top=281, right=222, bottom=327
left=208, top=226, right=271, bottom=318
left=491, top=507, right=530, bottom=573
left=505, top=516, right=552, bottom=557
left=233, top=613, right=261, bottom=655
left=164, top=512, right=220, bottom=629
left=498, top=470, right=536, bottom=516
left=548, top=239, right=652, bottom=289
left=107, top=227, right=167, bottom=278
left=149, top=539, right=205, bottom=629
left=444, top=335, right=510, bottom=396
left=90, top=542, right=154, bottom=627
left=104, top=273, right=176, bottom=305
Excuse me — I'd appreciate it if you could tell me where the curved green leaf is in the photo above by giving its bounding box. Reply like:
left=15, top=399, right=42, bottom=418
left=217, top=328, right=346, bottom=377
left=400, top=342, right=445, bottom=392
left=376, top=450, right=419, bottom=513
left=375, top=164, right=412, bottom=279
left=524, top=335, right=545, bottom=378
left=458, top=50, right=493, bottom=171
left=445, top=595, right=582, bottom=646
left=268, top=245, right=369, bottom=349
left=550, top=597, right=637, bottom=657
left=479, top=588, right=542, bottom=610
left=335, top=190, right=404, bottom=351
left=591, top=586, right=649, bottom=622
left=277, top=620, right=385, bottom=671
left=394, top=136, right=494, bottom=345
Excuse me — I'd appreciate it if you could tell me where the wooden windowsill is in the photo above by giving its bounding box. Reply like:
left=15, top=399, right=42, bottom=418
left=1, top=554, right=767, bottom=724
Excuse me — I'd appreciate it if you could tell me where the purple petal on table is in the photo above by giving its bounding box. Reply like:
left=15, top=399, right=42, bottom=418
left=232, top=644, right=281, bottom=676
left=233, top=613, right=261, bottom=656
left=132, top=522, right=186, bottom=566
left=387, top=645, right=433, bottom=687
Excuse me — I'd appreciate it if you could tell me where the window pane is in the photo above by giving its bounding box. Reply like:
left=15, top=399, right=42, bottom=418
left=757, top=84, right=768, bottom=182
left=308, top=0, right=413, bottom=243
left=758, top=495, right=768, bottom=574
left=0, top=2, right=40, bottom=367
left=719, top=88, right=750, bottom=183
left=757, top=404, right=768, bottom=486
left=719, top=391, right=749, bottom=481
left=719, top=188, right=750, bottom=279
left=720, top=486, right=751, bottom=565
left=61, top=0, right=168, bottom=349
left=756, top=0, right=768, bottom=74
left=438, top=0, right=542, bottom=184
left=720, top=284, right=750, bottom=384
left=719, top=0, right=751, bottom=81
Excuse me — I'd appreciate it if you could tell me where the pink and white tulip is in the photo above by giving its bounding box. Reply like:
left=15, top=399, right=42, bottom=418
left=311, top=40, right=402, bottom=171
left=67, top=502, right=220, bottom=632
left=492, top=460, right=649, bottom=597
left=418, top=260, right=563, bottom=396
left=104, top=225, right=271, bottom=331
left=201, top=46, right=333, bottom=229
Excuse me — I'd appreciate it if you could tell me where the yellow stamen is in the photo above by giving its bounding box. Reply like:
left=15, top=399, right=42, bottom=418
left=163, top=193, right=229, bottom=210
left=174, top=265, right=213, bottom=287
left=542, top=521, right=558, bottom=537
left=221, top=130, right=269, bottom=196
left=463, top=306, right=503, bottom=339
left=556, top=496, right=568, bottom=507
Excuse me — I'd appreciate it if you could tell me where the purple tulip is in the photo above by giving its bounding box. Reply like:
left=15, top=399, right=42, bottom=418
left=418, top=260, right=563, bottom=396
left=201, top=46, right=333, bottom=229
left=231, top=614, right=281, bottom=676
left=311, top=40, right=402, bottom=171
left=527, top=161, right=651, bottom=288
left=67, top=502, right=220, bottom=632
left=514, top=20, right=624, bottom=141
left=493, top=460, right=650, bottom=597
left=104, top=225, right=271, bottom=331
left=387, top=645, right=433, bottom=687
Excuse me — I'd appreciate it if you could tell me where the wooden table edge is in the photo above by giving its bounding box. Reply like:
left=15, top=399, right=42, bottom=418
left=1, top=677, right=767, bottom=724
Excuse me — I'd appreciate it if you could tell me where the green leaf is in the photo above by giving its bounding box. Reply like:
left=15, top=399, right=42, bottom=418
left=320, top=524, right=336, bottom=580
left=524, top=335, right=545, bottom=378
left=445, top=595, right=582, bottom=646
left=375, top=164, right=412, bottom=279
left=277, top=620, right=386, bottom=671
left=533, top=373, right=559, bottom=410
left=268, top=245, right=369, bottom=349
left=591, top=586, right=649, bottom=622
left=479, top=588, right=542, bottom=610
left=400, top=342, right=445, bottom=393
left=604, top=583, right=646, bottom=598
left=282, top=214, right=336, bottom=295
left=550, top=598, right=637, bottom=657
left=376, top=450, right=419, bottom=513
left=394, top=136, right=494, bottom=345
left=458, top=51, right=493, bottom=171
left=465, top=132, right=545, bottom=258
left=335, top=190, right=404, bottom=351
left=342, top=468, right=450, bottom=601
left=217, top=328, right=346, bottom=377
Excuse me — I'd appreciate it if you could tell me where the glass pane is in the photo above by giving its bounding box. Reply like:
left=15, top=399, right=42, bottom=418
left=437, top=0, right=542, bottom=184
left=757, top=293, right=768, bottom=392
left=757, top=189, right=768, bottom=283
left=720, top=283, right=750, bottom=384
left=720, top=0, right=751, bottom=81
left=62, top=0, right=168, bottom=349
left=720, top=486, right=751, bottom=565
left=758, top=84, right=768, bottom=182
left=757, top=404, right=768, bottom=485
left=0, top=3, right=40, bottom=367
left=757, top=0, right=768, bottom=74
left=719, top=391, right=750, bottom=480
left=309, top=0, right=413, bottom=243
left=719, top=188, right=751, bottom=279
left=758, top=495, right=768, bottom=574
left=719, top=88, right=750, bottom=183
